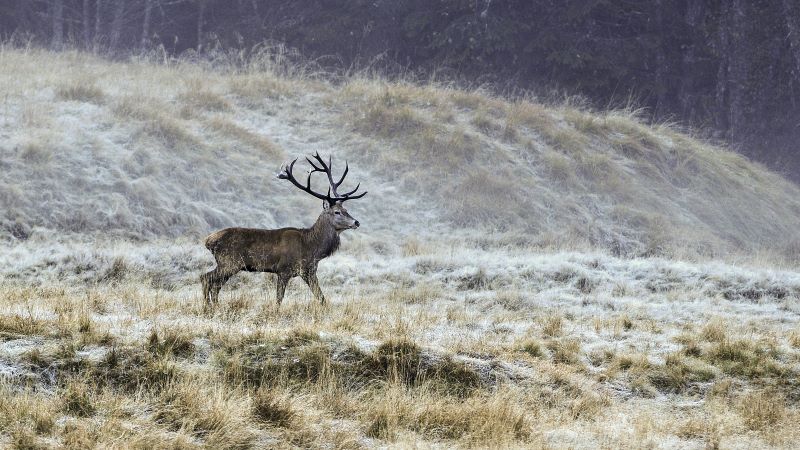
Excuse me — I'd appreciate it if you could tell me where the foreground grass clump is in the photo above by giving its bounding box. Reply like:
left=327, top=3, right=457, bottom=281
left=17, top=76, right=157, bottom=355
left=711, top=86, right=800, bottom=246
left=216, top=333, right=483, bottom=400
left=703, top=338, right=786, bottom=379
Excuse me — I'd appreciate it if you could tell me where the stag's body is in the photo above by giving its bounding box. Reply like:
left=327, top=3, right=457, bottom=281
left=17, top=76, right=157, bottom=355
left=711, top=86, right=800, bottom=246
left=201, top=152, right=365, bottom=306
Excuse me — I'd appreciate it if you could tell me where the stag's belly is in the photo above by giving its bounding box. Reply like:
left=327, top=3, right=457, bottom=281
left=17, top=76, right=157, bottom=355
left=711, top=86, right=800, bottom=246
left=238, top=236, right=305, bottom=274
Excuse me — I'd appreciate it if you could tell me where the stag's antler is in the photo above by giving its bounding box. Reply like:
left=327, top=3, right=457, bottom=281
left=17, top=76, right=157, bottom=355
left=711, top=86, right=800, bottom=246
left=277, top=152, right=367, bottom=205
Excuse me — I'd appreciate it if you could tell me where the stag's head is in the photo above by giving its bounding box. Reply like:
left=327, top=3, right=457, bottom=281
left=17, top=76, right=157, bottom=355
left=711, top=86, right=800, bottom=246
left=277, top=152, right=367, bottom=231
left=324, top=201, right=359, bottom=231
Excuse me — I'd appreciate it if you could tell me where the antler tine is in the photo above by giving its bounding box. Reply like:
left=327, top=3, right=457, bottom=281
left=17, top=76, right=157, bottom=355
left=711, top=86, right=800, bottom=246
left=340, top=182, right=361, bottom=198
left=278, top=157, right=334, bottom=204
left=336, top=161, right=349, bottom=187
left=306, top=156, right=324, bottom=173
left=305, top=169, right=313, bottom=190
left=338, top=182, right=367, bottom=203
left=310, top=151, right=343, bottom=197
left=339, top=190, right=367, bottom=202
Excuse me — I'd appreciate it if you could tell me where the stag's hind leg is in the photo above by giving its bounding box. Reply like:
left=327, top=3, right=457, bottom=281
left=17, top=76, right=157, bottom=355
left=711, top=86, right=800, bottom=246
left=202, top=268, right=236, bottom=306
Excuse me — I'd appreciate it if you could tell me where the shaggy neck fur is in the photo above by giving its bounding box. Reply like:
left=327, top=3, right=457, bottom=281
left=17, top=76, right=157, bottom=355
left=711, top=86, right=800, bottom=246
left=304, top=214, right=341, bottom=260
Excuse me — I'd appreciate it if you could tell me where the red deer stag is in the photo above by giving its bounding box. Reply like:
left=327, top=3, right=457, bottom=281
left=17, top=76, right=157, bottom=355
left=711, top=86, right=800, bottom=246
left=201, top=152, right=366, bottom=306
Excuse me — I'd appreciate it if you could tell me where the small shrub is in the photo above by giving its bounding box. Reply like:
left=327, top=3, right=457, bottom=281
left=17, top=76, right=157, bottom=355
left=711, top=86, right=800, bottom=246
left=252, top=388, right=295, bottom=428
left=516, top=339, right=544, bottom=358
left=179, top=89, right=231, bottom=111
left=62, top=381, right=95, bottom=417
left=374, top=339, right=422, bottom=385
left=147, top=329, right=195, bottom=358
left=701, top=319, right=727, bottom=342
left=366, top=410, right=395, bottom=440
left=739, top=390, right=785, bottom=431
left=542, top=314, right=563, bottom=338
left=548, top=339, right=581, bottom=365
left=56, top=81, right=105, bottom=104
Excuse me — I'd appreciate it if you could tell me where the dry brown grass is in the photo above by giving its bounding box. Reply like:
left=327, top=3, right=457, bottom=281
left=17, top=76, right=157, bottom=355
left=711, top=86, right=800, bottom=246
left=55, top=80, right=105, bottom=104
left=2, top=46, right=800, bottom=448
left=205, top=116, right=283, bottom=156
left=0, top=258, right=798, bottom=448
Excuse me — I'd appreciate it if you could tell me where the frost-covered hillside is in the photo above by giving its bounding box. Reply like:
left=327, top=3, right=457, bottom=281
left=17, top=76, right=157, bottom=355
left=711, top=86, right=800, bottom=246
left=1, top=47, right=799, bottom=261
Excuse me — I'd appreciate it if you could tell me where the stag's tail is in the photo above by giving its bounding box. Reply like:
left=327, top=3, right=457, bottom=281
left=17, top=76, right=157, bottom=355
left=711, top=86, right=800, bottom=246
left=204, top=229, right=229, bottom=251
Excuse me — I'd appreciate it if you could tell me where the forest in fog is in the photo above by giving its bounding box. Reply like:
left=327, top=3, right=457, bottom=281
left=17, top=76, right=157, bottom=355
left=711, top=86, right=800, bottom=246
left=2, top=1, right=799, bottom=181
left=0, top=0, right=800, bottom=180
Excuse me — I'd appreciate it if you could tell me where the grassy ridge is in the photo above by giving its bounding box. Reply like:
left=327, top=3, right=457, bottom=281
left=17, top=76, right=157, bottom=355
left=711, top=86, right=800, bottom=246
left=0, top=47, right=799, bottom=261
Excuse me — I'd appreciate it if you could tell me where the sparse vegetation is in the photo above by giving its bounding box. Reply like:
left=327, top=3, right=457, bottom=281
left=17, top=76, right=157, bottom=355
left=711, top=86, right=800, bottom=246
left=1, top=46, right=799, bottom=448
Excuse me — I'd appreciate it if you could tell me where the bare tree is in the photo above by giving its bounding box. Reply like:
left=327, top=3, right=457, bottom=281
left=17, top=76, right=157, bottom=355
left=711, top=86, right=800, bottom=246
left=196, top=0, right=206, bottom=52
left=82, top=0, right=91, bottom=48
left=141, top=0, right=153, bottom=48
left=51, top=0, right=64, bottom=49
left=110, top=0, right=125, bottom=50
left=784, top=0, right=800, bottom=84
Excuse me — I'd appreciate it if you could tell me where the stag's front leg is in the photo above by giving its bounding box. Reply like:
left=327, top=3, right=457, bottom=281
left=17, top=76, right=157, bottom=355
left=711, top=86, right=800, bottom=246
left=301, top=267, right=326, bottom=305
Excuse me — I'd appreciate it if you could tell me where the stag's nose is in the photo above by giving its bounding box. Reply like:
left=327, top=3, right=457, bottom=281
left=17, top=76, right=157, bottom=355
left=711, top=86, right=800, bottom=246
left=353, top=220, right=360, bottom=228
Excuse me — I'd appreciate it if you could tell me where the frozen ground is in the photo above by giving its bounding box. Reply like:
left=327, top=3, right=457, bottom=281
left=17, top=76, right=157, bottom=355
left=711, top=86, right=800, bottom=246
left=1, top=47, right=799, bottom=448
left=1, top=237, right=799, bottom=448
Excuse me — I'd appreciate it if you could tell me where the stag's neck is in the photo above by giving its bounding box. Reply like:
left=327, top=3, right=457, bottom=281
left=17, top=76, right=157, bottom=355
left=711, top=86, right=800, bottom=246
left=304, top=217, right=340, bottom=260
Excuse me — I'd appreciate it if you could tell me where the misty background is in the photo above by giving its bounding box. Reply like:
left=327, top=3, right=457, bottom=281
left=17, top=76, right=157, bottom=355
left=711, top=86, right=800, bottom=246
left=1, top=0, right=799, bottom=182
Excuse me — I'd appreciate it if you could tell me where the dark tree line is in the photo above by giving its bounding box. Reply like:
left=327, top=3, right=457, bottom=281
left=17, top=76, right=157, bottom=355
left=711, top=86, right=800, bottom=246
left=1, top=0, right=798, bottom=181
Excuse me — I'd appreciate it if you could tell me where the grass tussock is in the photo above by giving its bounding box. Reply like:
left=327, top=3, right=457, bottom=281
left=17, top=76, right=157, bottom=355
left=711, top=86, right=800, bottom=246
left=17, top=139, right=53, bottom=164
left=251, top=388, right=296, bottom=428
left=228, top=74, right=293, bottom=102
left=155, top=379, right=255, bottom=447
left=0, top=314, right=53, bottom=338
left=179, top=88, right=231, bottom=112
left=353, top=100, right=426, bottom=138
left=113, top=96, right=198, bottom=149
left=738, top=389, right=786, bottom=432
left=205, top=116, right=283, bottom=156
left=55, top=80, right=105, bottom=104
left=61, top=379, right=96, bottom=417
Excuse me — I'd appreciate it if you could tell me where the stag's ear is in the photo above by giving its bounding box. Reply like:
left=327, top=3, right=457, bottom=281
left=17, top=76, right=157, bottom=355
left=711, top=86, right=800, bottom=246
left=322, top=200, right=330, bottom=210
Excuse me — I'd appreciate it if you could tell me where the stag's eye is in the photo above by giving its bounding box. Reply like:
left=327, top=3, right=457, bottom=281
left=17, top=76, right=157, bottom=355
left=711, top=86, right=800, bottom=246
left=334, top=211, right=341, bottom=215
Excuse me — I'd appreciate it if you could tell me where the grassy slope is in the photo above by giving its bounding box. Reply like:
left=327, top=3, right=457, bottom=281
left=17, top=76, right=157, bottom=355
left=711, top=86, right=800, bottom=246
left=1, top=48, right=799, bottom=259
left=0, top=47, right=799, bottom=448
